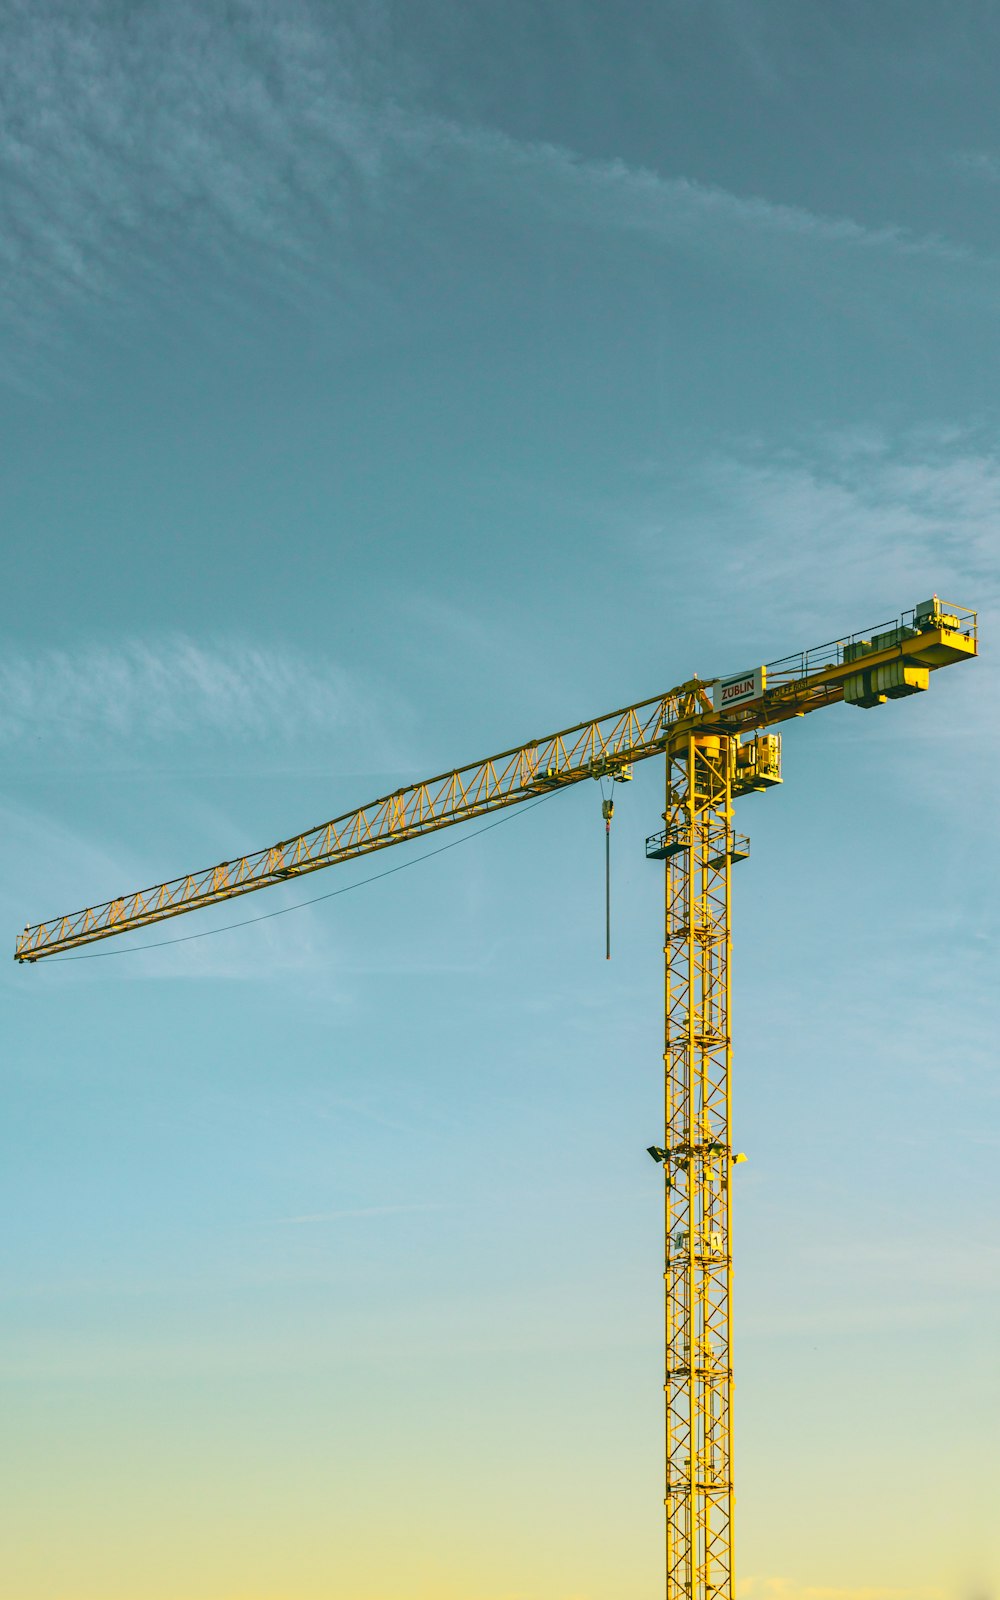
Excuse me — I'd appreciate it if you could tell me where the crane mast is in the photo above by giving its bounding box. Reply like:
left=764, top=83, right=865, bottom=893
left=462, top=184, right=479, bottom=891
left=13, top=597, right=978, bottom=1599
left=662, top=733, right=736, bottom=1596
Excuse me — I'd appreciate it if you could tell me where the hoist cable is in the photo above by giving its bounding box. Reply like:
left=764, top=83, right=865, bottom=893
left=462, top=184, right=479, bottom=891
left=605, top=814, right=611, bottom=961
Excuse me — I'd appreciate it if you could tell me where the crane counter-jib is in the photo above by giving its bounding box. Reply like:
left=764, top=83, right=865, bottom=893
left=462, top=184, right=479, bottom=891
left=13, top=597, right=977, bottom=961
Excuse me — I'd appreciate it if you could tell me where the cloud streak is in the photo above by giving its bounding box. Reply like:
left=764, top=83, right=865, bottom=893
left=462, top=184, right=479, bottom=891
left=624, top=423, right=999, bottom=808
left=0, top=0, right=392, bottom=358
left=1, top=795, right=348, bottom=982
left=428, top=117, right=973, bottom=265
left=0, top=635, right=382, bottom=749
left=634, top=424, right=1000, bottom=644
left=1, top=0, right=990, bottom=380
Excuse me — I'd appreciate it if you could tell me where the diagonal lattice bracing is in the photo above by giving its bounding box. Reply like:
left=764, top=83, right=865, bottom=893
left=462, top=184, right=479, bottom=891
left=16, top=606, right=974, bottom=961
left=662, top=734, right=734, bottom=1599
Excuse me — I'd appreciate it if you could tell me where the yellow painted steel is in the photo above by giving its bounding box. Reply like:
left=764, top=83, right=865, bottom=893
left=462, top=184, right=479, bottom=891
left=14, top=604, right=976, bottom=963
left=14, top=686, right=703, bottom=960
left=662, top=733, right=736, bottom=1599
left=9, top=597, right=980, bottom=1599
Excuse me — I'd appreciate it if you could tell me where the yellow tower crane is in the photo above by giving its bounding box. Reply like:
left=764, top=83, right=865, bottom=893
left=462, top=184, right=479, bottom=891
left=15, top=594, right=978, bottom=1598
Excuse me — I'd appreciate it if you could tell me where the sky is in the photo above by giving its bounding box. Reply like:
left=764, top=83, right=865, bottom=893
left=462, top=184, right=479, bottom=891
left=1, top=2, right=998, bottom=1597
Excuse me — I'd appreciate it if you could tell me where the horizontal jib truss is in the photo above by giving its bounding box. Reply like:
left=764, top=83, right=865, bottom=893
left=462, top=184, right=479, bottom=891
left=15, top=600, right=976, bottom=961
left=16, top=687, right=708, bottom=960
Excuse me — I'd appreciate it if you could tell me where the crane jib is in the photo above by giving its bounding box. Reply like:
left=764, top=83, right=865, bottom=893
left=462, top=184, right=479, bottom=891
left=13, top=599, right=977, bottom=961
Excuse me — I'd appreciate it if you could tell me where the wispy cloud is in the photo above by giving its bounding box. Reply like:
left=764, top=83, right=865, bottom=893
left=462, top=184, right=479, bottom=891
left=635, top=423, right=1000, bottom=643
left=427, top=117, right=973, bottom=266
left=1, top=0, right=990, bottom=383
left=0, top=635, right=387, bottom=750
left=622, top=423, right=999, bottom=819
left=0, top=0, right=394, bottom=367
left=1, top=795, right=348, bottom=982
left=1, top=782, right=510, bottom=983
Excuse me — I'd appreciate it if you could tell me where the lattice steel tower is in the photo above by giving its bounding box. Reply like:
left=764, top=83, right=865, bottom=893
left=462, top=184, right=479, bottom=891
left=656, top=731, right=739, bottom=1596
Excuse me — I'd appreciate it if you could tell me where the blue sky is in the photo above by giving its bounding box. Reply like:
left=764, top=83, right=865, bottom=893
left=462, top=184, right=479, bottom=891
left=2, top=4, right=998, bottom=1598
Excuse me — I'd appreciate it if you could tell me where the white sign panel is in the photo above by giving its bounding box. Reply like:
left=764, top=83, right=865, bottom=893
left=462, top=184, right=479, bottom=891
left=713, top=666, right=765, bottom=712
